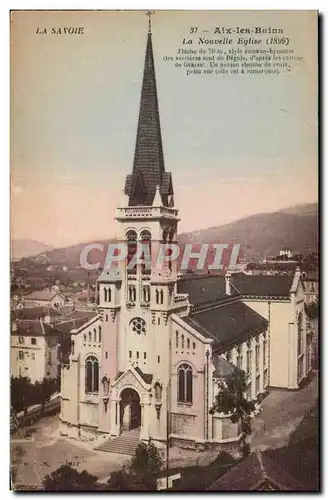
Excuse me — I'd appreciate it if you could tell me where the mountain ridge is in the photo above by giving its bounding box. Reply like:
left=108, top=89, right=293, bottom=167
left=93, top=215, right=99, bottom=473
left=12, top=203, right=318, bottom=264
left=11, top=239, right=54, bottom=261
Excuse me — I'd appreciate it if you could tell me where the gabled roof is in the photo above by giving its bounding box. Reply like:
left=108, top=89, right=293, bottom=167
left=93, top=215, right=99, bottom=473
left=124, top=32, right=173, bottom=207
left=183, top=300, right=268, bottom=352
left=116, top=367, right=153, bottom=385
left=54, top=315, right=97, bottom=335
left=12, top=320, right=54, bottom=337
left=177, top=275, right=234, bottom=305
left=115, top=365, right=153, bottom=390
left=24, top=290, right=63, bottom=302
left=11, top=306, right=61, bottom=321
left=60, top=310, right=97, bottom=321
left=231, top=273, right=294, bottom=299
left=265, top=439, right=319, bottom=492
left=134, top=366, right=153, bottom=385
left=208, top=450, right=304, bottom=491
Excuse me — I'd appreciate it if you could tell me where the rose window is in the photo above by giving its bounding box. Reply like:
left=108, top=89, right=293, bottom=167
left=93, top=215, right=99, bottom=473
left=130, top=317, right=147, bottom=335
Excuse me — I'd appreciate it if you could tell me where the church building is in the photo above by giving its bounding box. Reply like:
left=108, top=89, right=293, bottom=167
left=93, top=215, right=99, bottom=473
left=60, top=23, right=312, bottom=452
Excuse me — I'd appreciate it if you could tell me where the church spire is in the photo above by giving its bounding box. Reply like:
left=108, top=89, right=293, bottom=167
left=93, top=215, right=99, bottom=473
left=124, top=15, right=174, bottom=207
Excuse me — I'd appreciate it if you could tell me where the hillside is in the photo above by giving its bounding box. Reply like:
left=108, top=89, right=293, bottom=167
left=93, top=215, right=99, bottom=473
left=11, top=239, right=54, bottom=261
left=22, top=203, right=318, bottom=266
left=179, top=203, right=318, bottom=259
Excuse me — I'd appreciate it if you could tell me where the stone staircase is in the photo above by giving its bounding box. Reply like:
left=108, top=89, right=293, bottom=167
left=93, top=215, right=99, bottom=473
left=95, top=429, right=140, bottom=455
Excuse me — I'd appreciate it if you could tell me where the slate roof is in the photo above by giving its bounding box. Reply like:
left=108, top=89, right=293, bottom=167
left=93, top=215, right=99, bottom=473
left=177, top=275, right=234, bottom=305
left=231, top=273, right=294, bottom=298
left=265, top=439, right=319, bottom=492
left=208, top=450, right=304, bottom=491
left=60, top=310, right=97, bottom=322
left=183, top=300, right=268, bottom=352
left=54, top=316, right=97, bottom=335
left=12, top=320, right=54, bottom=337
left=124, top=32, right=173, bottom=207
left=11, top=306, right=61, bottom=321
left=135, top=366, right=153, bottom=384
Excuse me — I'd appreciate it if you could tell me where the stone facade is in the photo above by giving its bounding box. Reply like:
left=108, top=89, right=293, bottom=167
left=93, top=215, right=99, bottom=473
left=59, top=26, right=312, bottom=451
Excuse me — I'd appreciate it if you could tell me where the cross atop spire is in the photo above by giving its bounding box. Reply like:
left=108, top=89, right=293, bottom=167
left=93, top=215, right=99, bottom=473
left=146, top=10, right=154, bottom=34
left=124, top=17, right=174, bottom=207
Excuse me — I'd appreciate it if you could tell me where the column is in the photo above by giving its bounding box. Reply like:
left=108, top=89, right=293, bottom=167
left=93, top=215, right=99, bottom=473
left=110, top=399, right=120, bottom=436
left=140, top=403, right=150, bottom=441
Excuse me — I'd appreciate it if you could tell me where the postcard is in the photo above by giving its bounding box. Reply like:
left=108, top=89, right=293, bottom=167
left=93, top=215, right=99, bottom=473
left=10, top=10, right=318, bottom=491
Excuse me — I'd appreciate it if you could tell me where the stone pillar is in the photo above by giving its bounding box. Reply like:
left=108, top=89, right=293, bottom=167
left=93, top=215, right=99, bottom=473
left=140, top=403, right=150, bottom=441
left=110, top=398, right=120, bottom=437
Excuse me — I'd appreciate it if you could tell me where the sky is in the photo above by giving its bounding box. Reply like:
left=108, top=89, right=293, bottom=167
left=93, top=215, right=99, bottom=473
left=10, top=10, right=318, bottom=247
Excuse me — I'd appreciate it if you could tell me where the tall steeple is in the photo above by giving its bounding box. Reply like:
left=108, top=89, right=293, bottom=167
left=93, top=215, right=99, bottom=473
left=124, top=16, right=174, bottom=207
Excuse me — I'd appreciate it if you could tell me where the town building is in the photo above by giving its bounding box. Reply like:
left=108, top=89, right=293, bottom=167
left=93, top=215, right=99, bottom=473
left=59, top=24, right=312, bottom=451
left=11, top=311, right=97, bottom=383
left=279, top=247, right=293, bottom=259
left=11, top=320, right=59, bottom=382
left=23, top=290, right=67, bottom=309
left=208, top=449, right=305, bottom=491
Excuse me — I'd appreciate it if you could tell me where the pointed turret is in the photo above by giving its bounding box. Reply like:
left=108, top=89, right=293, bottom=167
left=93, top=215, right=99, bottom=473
left=153, top=184, right=162, bottom=206
left=124, top=26, right=174, bottom=207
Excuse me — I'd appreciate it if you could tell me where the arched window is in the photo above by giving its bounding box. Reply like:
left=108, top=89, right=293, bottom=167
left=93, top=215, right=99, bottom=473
left=83, top=333, right=86, bottom=345
left=71, top=340, right=75, bottom=355
left=127, top=230, right=137, bottom=274
left=143, top=286, right=150, bottom=303
left=187, top=338, right=190, bottom=350
left=156, top=289, right=159, bottom=304
left=178, top=364, right=193, bottom=403
left=192, top=341, right=196, bottom=351
left=88, top=332, right=91, bottom=343
left=128, top=285, right=136, bottom=302
left=298, top=313, right=304, bottom=355
left=85, top=356, right=99, bottom=393
left=176, top=331, right=179, bottom=348
left=98, top=326, right=102, bottom=343
left=141, top=230, right=151, bottom=274
left=93, top=328, right=97, bottom=343
left=181, top=334, right=185, bottom=349
left=160, top=289, right=164, bottom=304
left=104, top=287, right=111, bottom=302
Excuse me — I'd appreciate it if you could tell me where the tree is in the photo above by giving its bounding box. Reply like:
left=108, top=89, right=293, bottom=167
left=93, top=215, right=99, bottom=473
left=210, top=368, right=255, bottom=457
left=129, top=441, right=163, bottom=489
left=105, top=468, right=131, bottom=491
left=38, top=378, right=56, bottom=413
left=11, top=376, right=34, bottom=413
left=106, top=442, right=163, bottom=491
left=11, top=376, right=58, bottom=415
left=43, top=465, right=98, bottom=491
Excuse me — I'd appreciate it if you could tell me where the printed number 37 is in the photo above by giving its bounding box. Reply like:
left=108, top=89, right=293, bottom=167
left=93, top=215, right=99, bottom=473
left=190, top=27, right=198, bottom=34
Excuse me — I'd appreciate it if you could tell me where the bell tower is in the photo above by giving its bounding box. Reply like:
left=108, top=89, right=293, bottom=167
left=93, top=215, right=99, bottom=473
left=114, top=18, right=181, bottom=375
left=97, top=15, right=188, bottom=437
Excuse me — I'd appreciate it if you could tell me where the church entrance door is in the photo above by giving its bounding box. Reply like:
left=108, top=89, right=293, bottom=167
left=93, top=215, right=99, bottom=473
left=120, top=388, right=141, bottom=433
